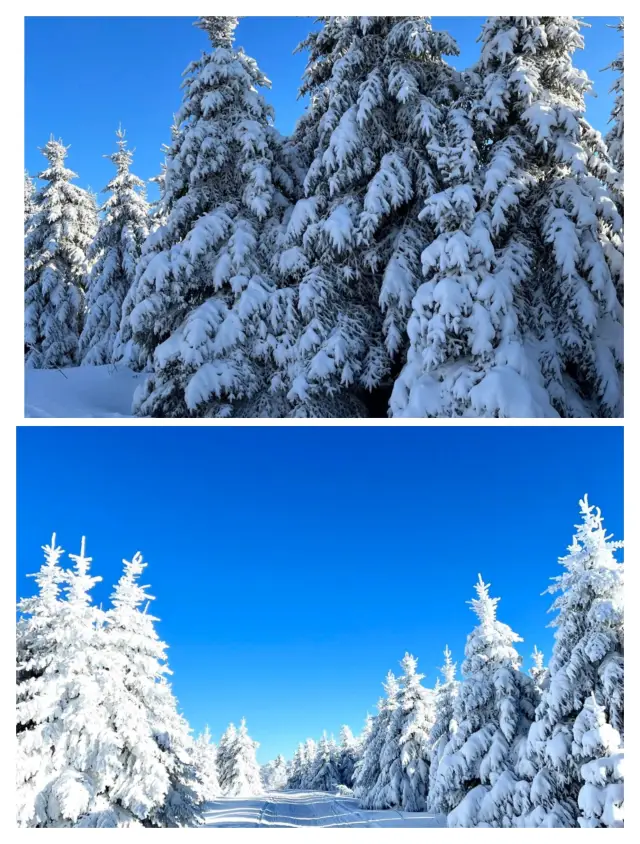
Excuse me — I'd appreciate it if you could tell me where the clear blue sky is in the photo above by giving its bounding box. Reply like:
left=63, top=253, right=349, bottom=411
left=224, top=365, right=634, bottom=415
left=25, top=16, right=622, bottom=202
left=16, top=426, right=623, bottom=763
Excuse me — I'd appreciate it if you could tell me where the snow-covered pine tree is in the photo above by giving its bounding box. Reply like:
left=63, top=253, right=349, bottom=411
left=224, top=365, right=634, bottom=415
left=337, top=725, right=358, bottom=787
left=355, top=672, right=399, bottom=809
left=80, top=128, right=149, bottom=366
left=25, top=139, right=97, bottom=369
left=286, top=742, right=306, bottom=789
left=368, top=653, right=434, bottom=811
left=520, top=495, right=624, bottom=827
left=216, top=724, right=237, bottom=795
left=605, top=21, right=624, bottom=179
left=529, top=646, right=549, bottom=695
left=192, top=727, right=219, bottom=803
left=427, top=646, right=459, bottom=813
left=437, top=576, right=537, bottom=827
left=301, top=738, right=318, bottom=788
left=574, top=696, right=623, bottom=828
left=224, top=717, right=262, bottom=796
left=262, top=754, right=288, bottom=791
left=128, top=16, right=296, bottom=418
left=24, top=170, right=37, bottom=233
left=104, top=549, right=201, bottom=827
left=276, top=16, right=459, bottom=417
left=16, top=538, right=126, bottom=827
left=307, top=731, right=341, bottom=792
left=394, top=16, right=624, bottom=419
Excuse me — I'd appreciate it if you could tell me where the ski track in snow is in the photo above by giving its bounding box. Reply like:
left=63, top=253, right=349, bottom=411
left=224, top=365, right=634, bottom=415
left=202, top=791, right=446, bottom=828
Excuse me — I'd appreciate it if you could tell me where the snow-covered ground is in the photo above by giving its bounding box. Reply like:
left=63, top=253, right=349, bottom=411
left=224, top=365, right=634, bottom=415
left=25, top=365, right=139, bottom=418
left=203, top=791, right=445, bottom=828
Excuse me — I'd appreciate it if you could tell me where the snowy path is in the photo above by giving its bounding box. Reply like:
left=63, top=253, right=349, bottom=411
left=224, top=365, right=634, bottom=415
left=203, top=791, right=445, bottom=828
left=25, top=365, right=139, bottom=418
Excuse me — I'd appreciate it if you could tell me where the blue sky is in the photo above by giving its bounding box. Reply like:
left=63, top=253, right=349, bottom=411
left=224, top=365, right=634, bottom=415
left=25, top=16, right=622, bottom=202
left=17, top=426, right=623, bottom=763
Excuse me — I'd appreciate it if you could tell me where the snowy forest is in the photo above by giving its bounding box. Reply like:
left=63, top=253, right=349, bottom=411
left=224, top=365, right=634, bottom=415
left=16, top=495, right=624, bottom=827
left=24, top=15, right=624, bottom=418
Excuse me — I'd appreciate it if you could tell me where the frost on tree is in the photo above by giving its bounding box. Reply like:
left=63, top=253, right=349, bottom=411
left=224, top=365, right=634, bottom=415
left=574, top=697, right=623, bottom=828
left=394, top=17, right=624, bottom=419
left=435, top=576, right=536, bottom=827
left=367, top=653, right=434, bottom=811
left=224, top=717, right=263, bottom=796
left=355, top=671, right=399, bottom=809
left=307, top=732, right=341, bottom=792
left=427, top=646, right=459, bottom=813
left=520, top=496, right=624, bottom=828
left=128, top=16, right=297, bottom=418
left=529, top=646, right=549, bottom=695
left=605, top=21, right=624, bottom=180
left=80, top=128, right=149, bottom=366
left=24, top=139, right=97, bottom=369
left=277, top=16, right=459, bottom=417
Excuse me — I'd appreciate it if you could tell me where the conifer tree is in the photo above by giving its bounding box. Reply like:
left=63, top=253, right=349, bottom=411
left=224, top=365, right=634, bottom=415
left=529, top=646, right=548, bottom=695
left=81, top=128, right=149, bottom=366
left=307, top=732, right=340, bottom=792
left=394, top=16, right=624, bottom=419
left=216, top=724, right=237, bottom=794
left=520, top=496, right=624, bottom=827
left=605, top=21, right=624, bottom=179
left=277, top=16, right=459, bottom=417
left=437, top=576, right=537, bottom=827
left=355, top=672, right=399, bottom=808
left=24, top=170, right=37, bottom=233
left=128, top=16, right=296, bottom=417
left=192, top=727, right=219, bottom=802
left=25, top=139, right=97, bottom=369
left=225, top=717, right=262, bottom=796
left=368, top=653, right=434, bottom=811
left=301, top=738, right=318, bottom=788
left=337, top=725, right=358, bottom=787
left=286, top=743, right=306, bottom=789
left=574, top=697, right=623, bottom=828
left=428, top=646, right=459, bottom=813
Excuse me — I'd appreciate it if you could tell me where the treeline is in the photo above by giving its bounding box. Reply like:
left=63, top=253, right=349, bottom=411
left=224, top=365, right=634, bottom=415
left=281, top=496, right=624, bottom=827
left=24, top=16, right=624, bottom=418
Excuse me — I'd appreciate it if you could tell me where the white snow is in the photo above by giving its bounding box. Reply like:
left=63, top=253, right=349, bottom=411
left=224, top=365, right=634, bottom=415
left=25, top=365, right=139, bottom=418
left=202, top=791, right=446, bottom=828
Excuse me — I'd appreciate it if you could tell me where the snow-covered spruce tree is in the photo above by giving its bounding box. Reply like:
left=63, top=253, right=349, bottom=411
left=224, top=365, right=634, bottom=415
left=80, top=128, right=149, bottom=366
left=307, top=731, right=341, bottom=792
left=104, top=549, right=201, bottom=827
left=605, top=21, right=624, bottom=180
left=436, top=576, right=537, bottom=827
left=394, top=16, right=624, bottom=419
left=337, top=725, right=358, bottom=787
left=25, top=139, right=97, bottom=369
left=262, top=754, right=288, bottom=791
left=301, top=738, right=318, bottom=788
left=520, top=495, right=624, bottom=827
left=191, top=727, right=219, bottom=802
left=351, top=713, right=373, bottom=787
left=286, top=742, right=306, bottom=789
left=355, top=671, right=399, bottom=808
left=529, top=646, right=549, bottom=696
left=216, top=724, right=237, bottom=794
left=128, top=16, right=296, bottom=417
left=427, top=646, right=460, bottom=813
left=368, top=653, right=434, bottom=811
left=24, top=170, right=37, bottom=233
left=574, top=696, right=623, bottom=828
left=276, top=16, right=459, bottom=417
left=225, top=717, right=262, bottom=796
left=16, top=538, right=125, bottom=827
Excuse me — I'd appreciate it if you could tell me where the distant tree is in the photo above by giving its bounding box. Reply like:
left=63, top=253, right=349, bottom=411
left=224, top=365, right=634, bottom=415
left=355, top=672, right=399, bottom=809
left=224, top=717, right=262, bottom=796
left=427, top=646, right=460, bottom=813
left=192, top=726, right=220, bottom=803
left=216, top=724, right=237, bottom=795
left=307, top=732, right=340, bottom=792
left=337, top=725, right=358, bottom=787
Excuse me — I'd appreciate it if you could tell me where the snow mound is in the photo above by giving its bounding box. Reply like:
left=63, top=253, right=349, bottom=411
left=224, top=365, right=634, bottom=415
left=25, top=365, right=140, bottom=418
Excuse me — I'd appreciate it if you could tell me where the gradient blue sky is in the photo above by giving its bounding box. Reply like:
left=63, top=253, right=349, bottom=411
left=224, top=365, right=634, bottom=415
left=16, top=426, right=623, bottom=763
left=25, top=16, right=623, bottom=202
